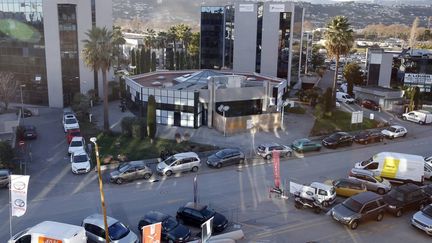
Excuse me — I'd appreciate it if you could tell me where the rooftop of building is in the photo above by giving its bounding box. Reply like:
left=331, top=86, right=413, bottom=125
left=356, top=85, right=402, bottom=92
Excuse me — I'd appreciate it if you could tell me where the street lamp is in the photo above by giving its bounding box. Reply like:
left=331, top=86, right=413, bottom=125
left=218, top=105, right=230, bottom=136
left=20, top=84, right=26, bottom=118
left=90, top=137, right=110, bottom=242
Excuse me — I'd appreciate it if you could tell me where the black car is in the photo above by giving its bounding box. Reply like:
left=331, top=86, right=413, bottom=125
left=383, top=183, right=430, bottom=217
left=176, top=202, right=228, bottom=233
left=138, top=211, right=191, bottom=243
left=16, top=108, right=33, bottom=118
left=322, top=132, right=353, bottom=149
left=18, top=125, right=37, bottom=140
left=354, top=131, right=384, bottom=145
left=206, top=148, right=245, bottom=168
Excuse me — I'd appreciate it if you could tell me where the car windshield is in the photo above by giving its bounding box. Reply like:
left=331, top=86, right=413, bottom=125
left=162, top=216, right=179, bottom=231
left=118, top=164, right=131, bottom=173
left=71, top=131, right=81, bottom=136
left=293, top=140, right=304, bottom=147
left=387, top=127, right=397, bottom=132
left=73, top=155, right=88, bottom=163
left=373, top=175, right=383, bottom=182
left=360, top=157, right=373, bottom=166
left=70, top=141, right=82, bottom=147
left=200, top=206, right=215, bottom=219
left=215, top=150, right=228, bottom=158
left=0, top=170, right=10, bottom=177
left=108, top=222, right=130, bottom=240
left=422, top=205, right=432, bottom=217
left=65, top=118, right=77, bottom=124
left=342, top=198, right=362, bottom=213
left=164, top=156, right=177, bottom=164
left=329, top=133, right=342, bottom=139
left=388, top=189, right=404, bottom=201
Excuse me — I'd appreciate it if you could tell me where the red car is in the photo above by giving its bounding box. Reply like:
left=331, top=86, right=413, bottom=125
left=361, top=99, right=379, bottom=111
left=66, top=129, right=81, bottom=144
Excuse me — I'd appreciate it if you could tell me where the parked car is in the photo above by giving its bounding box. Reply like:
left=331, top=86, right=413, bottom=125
left=70, top=150, right=91, bottom=174
left=63, top=114, right=79, bottom=132
left=138, top=211, right=191, bottom=243
left=384, top=183, right=430, bottom=217
left=336, top=92, right=355, bottom=104
left=331, top=191, right=387, bottom=230
left=381, top=125, right=407, bottom=139
left=16, top=108, right=33, bottom=118
left=291, top=138, right=321, bottom=153
left=68, top=136, right=86, bottom=155
left=411, top=204, right=432, bottom=236
left=157, top=152, right=201, bottom=176
left=322, top=132, right=354, bottom=149
left=402, top=110, right=432, bottom=125
left=256, top=143, right=292, bottom=160
left=66, top=129, right=81, bottom=144
left=82, top=214, right=138, bottom=243
left=353, top=131, right=384, bottom=145
left=206, top=148, right=245, bottom=168
left=176, top=202, right=228, bottom=233
left=326, top=178, right=367, bottom=197
left=18, top=125, right=37, bottom=140
left=110, top=161, right=153, bottom=184
left=361, top=99, right=379, bottom=111
left=348, top=168, right=392, bottom=195
left=0, top=169, right=10, bottom=188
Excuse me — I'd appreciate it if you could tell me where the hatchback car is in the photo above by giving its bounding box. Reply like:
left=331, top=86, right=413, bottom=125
left=0, top=169, right=10, bottom=188
left=331, top=191, right=387, bottom=230
left=411, top=204, right=432, bottom=236
left=138, top=211, right=191, bottom=242
left=206, top=148, right=245, bottom=168
left=291, top=138, right=321, bottom=153
left=176, top=202, right=228, bottom=233
left=348, top=168, right=392, bottom=195
left=63, top=114, right=79, bottom=132
left=110, top=161, right=153, bottom=184
left=327, top=178, right=367, bottom=197
left=82, top=214, right=138, bottom=243
left=68, top=136, right=86, bottom=155
left=157, top=152, right=200, bottom=176
left=66, top=129, right=81, bottom=144
left=381, top=125, right=407, bottom=139
left=361, top=99, right=379, bottom=111
left=18, top=125, right=37, bottom=140
left=256, top=143, right=292, bottom=160
left=322, top=132, right=354, bottom=149
left=354, top=131, right=384, bottom=145
left=70, top=150, right=91, bottom=174
left=384, top=183, right=430, bottom=217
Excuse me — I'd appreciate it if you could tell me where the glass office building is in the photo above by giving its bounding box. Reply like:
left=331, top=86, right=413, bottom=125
left=290, top=6, right=304, bottom=83
left=276, top=12, right=292, bottom=79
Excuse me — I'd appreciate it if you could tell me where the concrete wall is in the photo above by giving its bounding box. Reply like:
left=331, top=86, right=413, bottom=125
left=213, top=112, right=281, bottom=135
left=214, top=87, right=265, bottom=102
left=378, top=53, right=393, bottom=88
left=233, top=3, right=258, bottom=73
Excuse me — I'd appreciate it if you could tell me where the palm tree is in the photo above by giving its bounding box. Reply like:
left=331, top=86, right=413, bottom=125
left=112, top=25, right=126, bottom=71
left=167, top=26, right=178, bottom=70
left=82, top=26, right=114, bottom=131
left=324, top=16, right=354, bottom=105
left=144, top=28, right=157, bottom=50
left=156, top=31, right=168, bottom=69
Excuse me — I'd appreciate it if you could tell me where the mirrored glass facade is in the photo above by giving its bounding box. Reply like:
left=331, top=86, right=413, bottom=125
left=255, top=3, right=263, bottom=73
left=290, top=6, right=303, bottom=83
left=58, top=4, right=80, bottom=106
left=277, top=12, right=291, bottom=79
left=224, top=5, right=234, bottom=69
left=0, top=0, right=48, bottom=105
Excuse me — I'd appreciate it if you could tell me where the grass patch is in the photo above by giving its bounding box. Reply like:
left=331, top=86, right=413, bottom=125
left=310, top=110, right=380, bottom=136
left=96, top=133, right=218, bottom=164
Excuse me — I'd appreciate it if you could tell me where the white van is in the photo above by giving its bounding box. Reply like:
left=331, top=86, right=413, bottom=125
left=354, top=152, right=424, bottom=184
left=402, top=110, right=432, bottom=125
left=336, top=92, right=355, bottom=104
left=9, top=221, right=87, bottom=243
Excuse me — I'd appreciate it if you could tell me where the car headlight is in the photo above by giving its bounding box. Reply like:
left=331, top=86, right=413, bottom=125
left=388, top=205, right=396, bottom=209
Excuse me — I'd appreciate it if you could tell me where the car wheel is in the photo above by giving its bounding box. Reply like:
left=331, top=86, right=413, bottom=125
left=191, top=166, right=199, bottom=172
left=165, top=170, right=173, bottom=176
left=322, top=201, right=329, bottom=208
left=143, top=173, right=152, bottom=180
left=376, top=212, right=384, bottom=221
left=239, top=159, right=245, bottom=164
left=265, top=154, right=272, bottom=160
left=364, top=140, right=368, bottom=145
left=216, top=163, right=222, bottom=169
left=116, top=178, right=123, bottom=184
left=419, top=121, right=424, bottom=125
left=395, top=209, right=403, bottom=217
left=285, top=151, right=292, bottom=157
left=314, top=207, right=321, bottom=214
left=402, top=133, right=407, bottom=137
left=294, top=201, right=302, bottom=209
left=350, top=220, right=359, bottom=230
left=402, top=116, right=407, bottom=120
left=379, top=137, right=384, bottom=142
left=377, top=188, right=385, bottom=195
left=391, top=136, right=395, bottom=139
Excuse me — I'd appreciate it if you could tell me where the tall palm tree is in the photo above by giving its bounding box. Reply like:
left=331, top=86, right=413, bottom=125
left=175, top=24, right=192, bottom=69
left=82, top=26, right=114, bottom=131
left=167, top=26, right=178, bottom=70
left=112, top=25, right=126, bottom=71
left=156, top=31, right=168, bottom=69
left=324, top=16, right=354, bottom=105
left=144, top=28, right=157, bottom=50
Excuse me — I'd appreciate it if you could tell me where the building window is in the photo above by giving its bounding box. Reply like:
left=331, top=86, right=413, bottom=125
left=290, top=6, right=304, bottom=84
left=200, top=6, right=225, bottom=69
left=255, top=3, right=263, bottom=73
left=277, top=12, right=292, bottom=79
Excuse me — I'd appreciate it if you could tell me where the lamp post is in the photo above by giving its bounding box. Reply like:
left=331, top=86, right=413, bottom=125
left=20, top=84, right=26, bottom=117
left=218, top=105, right=230, bottom=136
left=90, top=137, right=110, bottom=242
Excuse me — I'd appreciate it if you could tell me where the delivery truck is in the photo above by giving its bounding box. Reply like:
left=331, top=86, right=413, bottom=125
left=8, top=221, right=87, bottom=243
left=354, top=152, right=424, bottom=184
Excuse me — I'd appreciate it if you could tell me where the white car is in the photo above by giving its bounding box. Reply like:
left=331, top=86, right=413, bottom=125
left=63, top=114, right=79, bottom=132
left=82, top=214, right=138, bottom=243
left=70, top=150, right=91, bottom=174
left=68, top=136, right=86, bottom=155
left=381, top=125, right=407, bottom=139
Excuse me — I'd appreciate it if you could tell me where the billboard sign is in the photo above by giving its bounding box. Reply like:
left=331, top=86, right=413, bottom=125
left=201, top=217, right=214, bottom=243
left=10, top=175, right=30, bottom=217
left=272, top=150, right=281, bottom=188
left=142, top=222, right=162, bottom=243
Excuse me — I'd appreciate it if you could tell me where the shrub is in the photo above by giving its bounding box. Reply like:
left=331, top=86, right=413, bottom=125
left=131, top=123, right=142, bottom=139
left=183, top=132, right=191, bottom=141
left=147, top=95, right=157, bottom=141
left=0, top=141, right=13, bottom=164
left=121, top=117, right=135, bottom=137
left=175, top=132, right=182, bottom=143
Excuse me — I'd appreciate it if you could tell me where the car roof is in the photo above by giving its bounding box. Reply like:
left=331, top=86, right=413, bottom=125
left=0, top=169, right=10, bottom=176
left=83, top=214, right=118, bottom=228
left=260, top=142, right=281, bottom=147
left=337, top=178, right=363, bottom=185
left=72, top=150, right=88, bottom=156
left=351, top=168, right=375, bottom=177
left=173, top=152, right=199, bottom=158
left=23, top=125, right=36, bottom=130
left=184, top=202, right=207, bottom=211
left=27, top=221, right=83, bottom=238
left=71, top=136, right=84, bottom=142
left=311, top=182, right=333, bottom=191
left=128, top=161, right=146, bottom=167
left=390, top=125, right=404, bottom=129
left=394, top=183, right=420, bottom=193
left=294, top=138, right=311, bottom=143
left=143, top=211, right=169, bottom=223
left=351, top=191, right=381, bottom=203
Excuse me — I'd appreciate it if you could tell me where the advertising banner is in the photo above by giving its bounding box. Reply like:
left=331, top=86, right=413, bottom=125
left=269, top=4, right=285, bottom=12
left=272, top=151, right=281, bottom=188
left=142, top=222, right=162, bottom=243
left=201, top=217, right=214, bottom=243
left=10, top=175, right=30, bottom=217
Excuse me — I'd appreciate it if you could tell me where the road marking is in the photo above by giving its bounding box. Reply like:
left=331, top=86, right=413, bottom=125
left=253, top=217, right=329, bottom=239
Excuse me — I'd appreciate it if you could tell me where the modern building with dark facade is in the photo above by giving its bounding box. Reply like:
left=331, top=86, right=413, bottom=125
left=200, top=2, right=304, bottom=87
left=0, top=0, right=112, bottom=107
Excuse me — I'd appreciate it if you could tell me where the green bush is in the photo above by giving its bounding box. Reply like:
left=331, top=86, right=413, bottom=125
left=285, top=106, right=306, bottom=114
left=0, top=141, right=13, bottom=165
left=131, top=123, right=142, bottom=140
left=147, top=95, right=157, bottom=140
left=121, top=117, right=135, bottom=137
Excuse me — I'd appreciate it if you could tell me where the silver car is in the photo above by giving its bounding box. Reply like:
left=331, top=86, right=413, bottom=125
left=157, top=152, right=201, bottom=176
left=411, top=204, right=432, bottom=236
left=256, top=143, right=293, bottom=160
left=0, top=169, right=10, bottom=188
left=82, top=214, right=138, bottom=243
left=348, top=168, right=392, bottom=195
